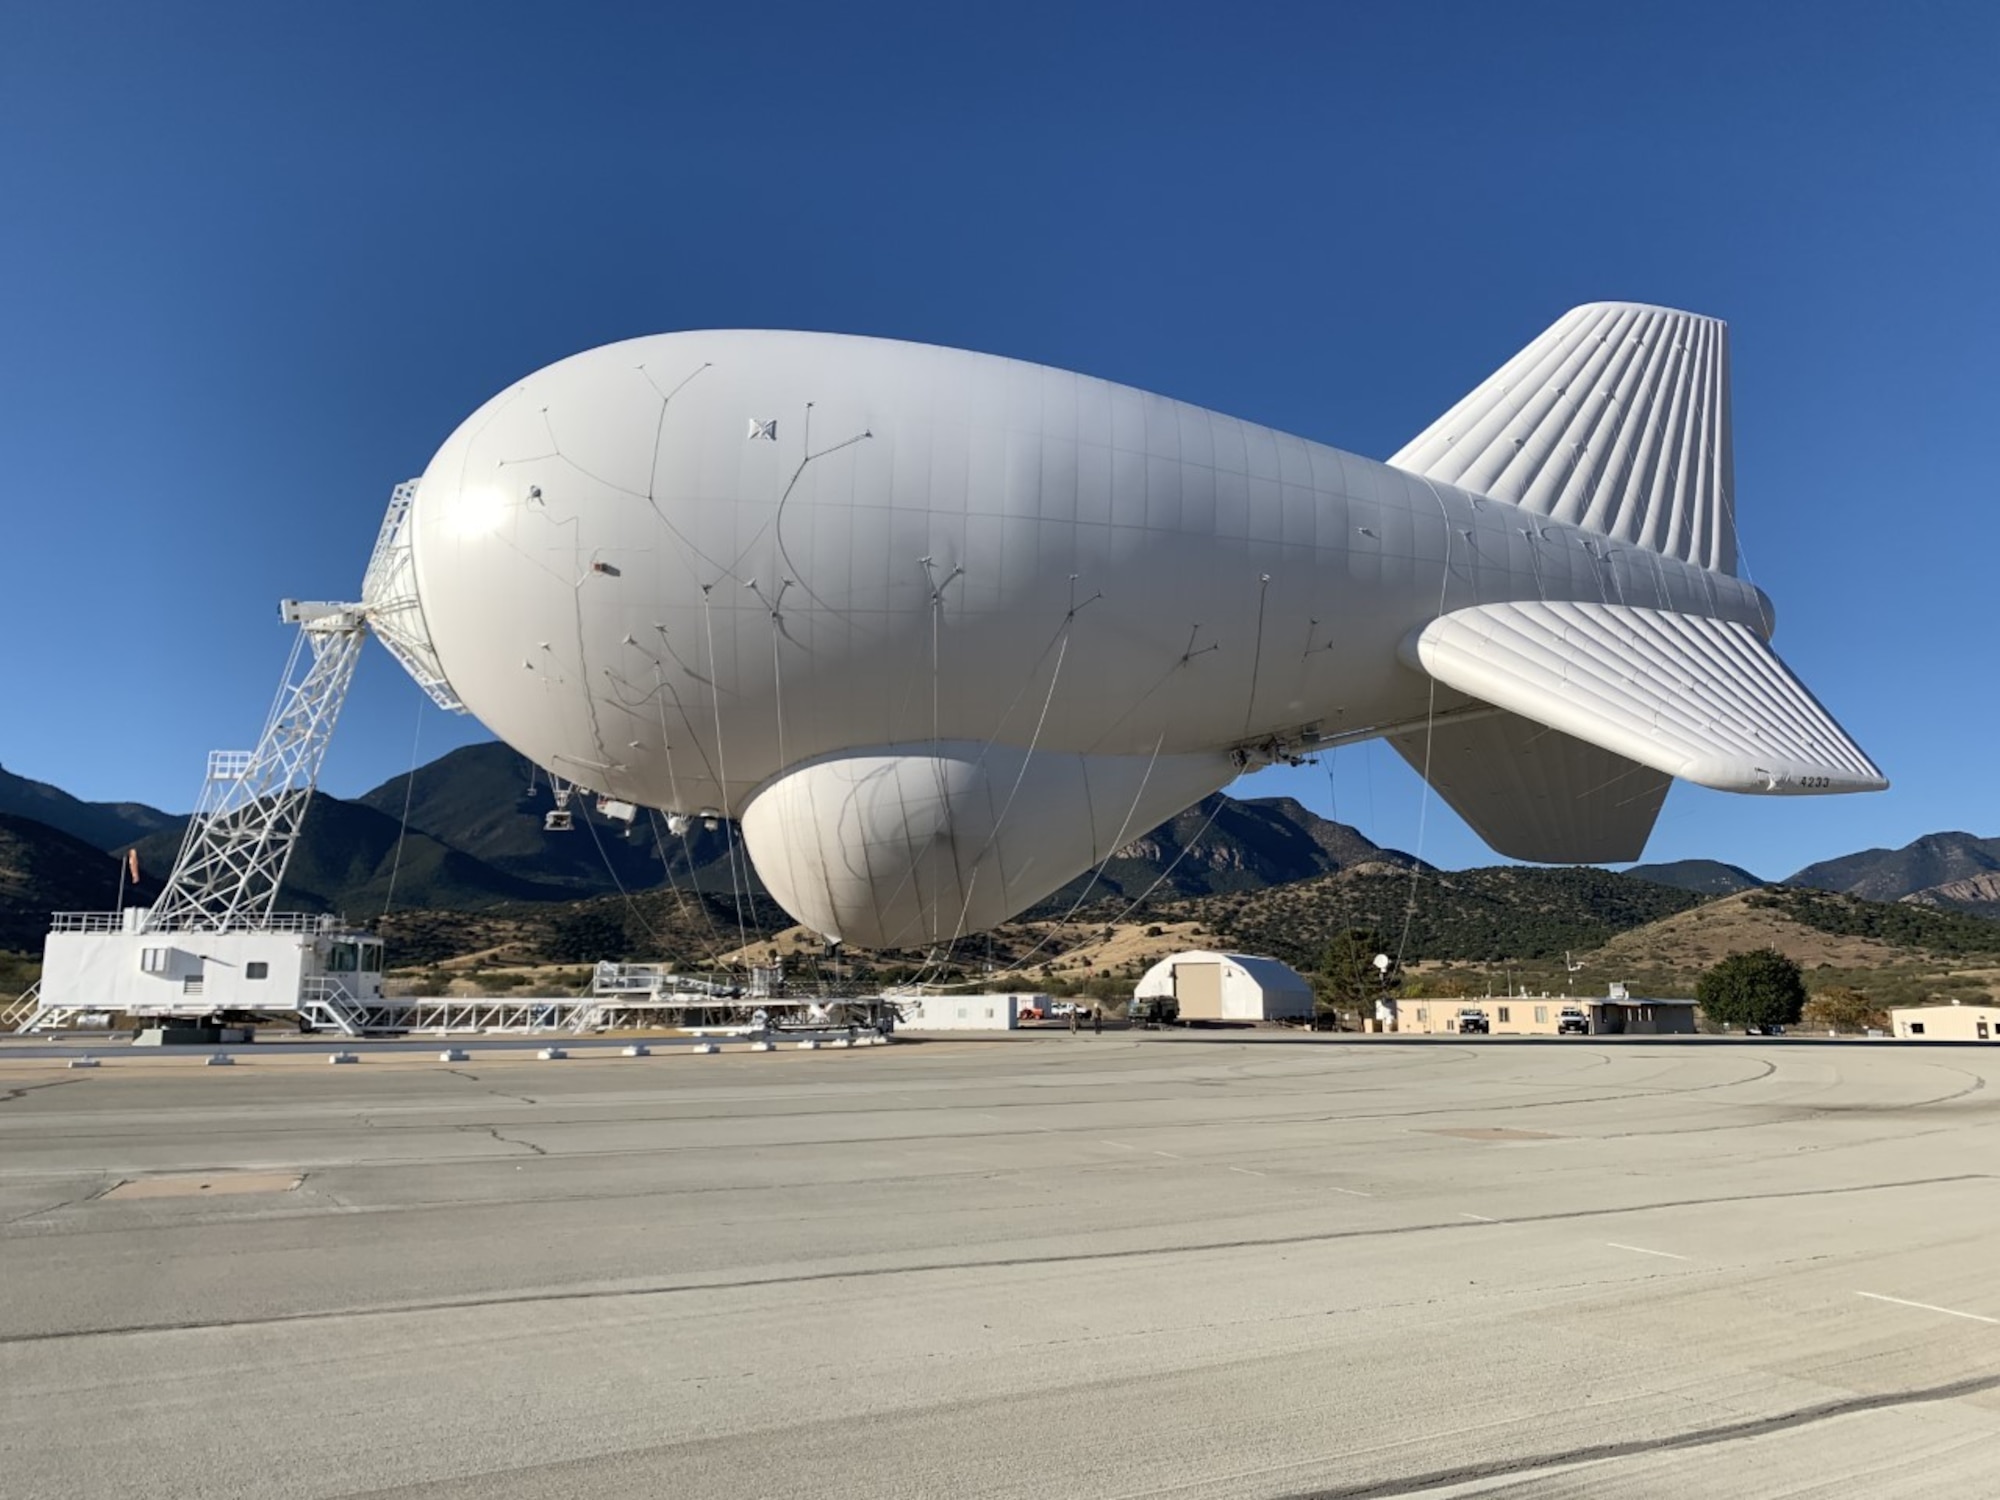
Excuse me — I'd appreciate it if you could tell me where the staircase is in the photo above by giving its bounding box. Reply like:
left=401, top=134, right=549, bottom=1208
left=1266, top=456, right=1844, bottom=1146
left=3, top=981, right=42, bottom=1033
left=297, top=977, right=364, bottom=1038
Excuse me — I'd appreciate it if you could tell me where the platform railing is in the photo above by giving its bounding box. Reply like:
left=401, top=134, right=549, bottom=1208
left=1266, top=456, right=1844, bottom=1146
left=47, top=910, right=342, bottom=936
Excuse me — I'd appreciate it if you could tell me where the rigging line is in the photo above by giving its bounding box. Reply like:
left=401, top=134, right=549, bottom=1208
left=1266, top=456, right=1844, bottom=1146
left=639, top=361, right=712, bottom=498
left=991, top=728, right=1172, bottom=979
left=1080, top=628, right=1211, bottom=755
left=700, top=586, right=752, bottom=962
left=897, top=587, right=1103, bottom=990
left=888, top=556, right=965, bottom=957
left=378, top=698, right=426, bottom=919
left=925, top=561, right=965, bottom=947
left=650, top=662, right=728, bottom=963
left=1321, top=743, right=1360, bottom=1026
left=1394, top=484, right=1457, bottom=972
left=580, top=796, right=663, bottom=947
left=764, top=402, right=875, bottom=616
left=760, top=577, right=811, bottom=952
left=930, top=561, right=944, bottom=948
left=643, top=808, right=695, bottom=926
left=931, top=586, right=1083, bottom=977
left=1093, top=794, right=1230, bottom=941
left=1241, top=573, right=1272, bottom=737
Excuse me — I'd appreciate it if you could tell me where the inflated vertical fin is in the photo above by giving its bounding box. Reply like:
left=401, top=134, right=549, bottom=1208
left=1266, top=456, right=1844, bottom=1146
left=1388, top=303, right=1736, bottom=575
left=1388, top=711, right=1671, bottom=865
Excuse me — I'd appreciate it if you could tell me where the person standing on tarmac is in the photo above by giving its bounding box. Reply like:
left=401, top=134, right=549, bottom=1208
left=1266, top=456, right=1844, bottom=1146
left=1092, top=1007, right=1102, bottom=1036
left=1069, top=1007, right=1079, bottom=1034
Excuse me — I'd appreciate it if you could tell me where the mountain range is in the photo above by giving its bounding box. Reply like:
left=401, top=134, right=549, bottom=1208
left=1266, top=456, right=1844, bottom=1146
left=2, top=746, right=1996, bottom=957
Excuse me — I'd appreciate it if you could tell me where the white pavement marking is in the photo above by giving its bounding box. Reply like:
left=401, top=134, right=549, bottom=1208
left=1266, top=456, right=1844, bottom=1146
left=1606, top=1242, right=1691, bottom=1261
left=1856, top=1291, right=2000, bottom=1325
left=1151, top=1150, right=1184, bottom=1160
left=1329, top=1186, right=1373, bottom=1197
left=1228, top=1166, right=1266, bottom=1177
left=1460, top=1213, right=1497, bottom=1222
left=1100, top=1140, right=1139, bottom=1151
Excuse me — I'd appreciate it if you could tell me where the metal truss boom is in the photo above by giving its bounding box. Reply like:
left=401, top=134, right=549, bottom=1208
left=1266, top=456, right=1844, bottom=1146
left=143, top=604, right=368, bottom=934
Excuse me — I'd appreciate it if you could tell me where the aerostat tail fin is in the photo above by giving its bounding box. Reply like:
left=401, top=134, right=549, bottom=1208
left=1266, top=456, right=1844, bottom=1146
left=1404, top=601, right=1886, bottom=797
left=1388, top=303, right=1737, bottom=575
left=1391, top=599, right=1886, bottom=865
left=1388, top=712, right=1671, bottom=864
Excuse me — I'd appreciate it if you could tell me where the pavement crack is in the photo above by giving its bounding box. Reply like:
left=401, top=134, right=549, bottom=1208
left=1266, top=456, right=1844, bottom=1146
left=0, top=1176, right=118, bottom=1228
left=460, top=1124, right=547, bottom=1157
left=1276, top=1368, right=2000, bottom=1497
left=0, top=1077, right=86, bottom=1106
left=4, top=1172, right=1989, bottom=1345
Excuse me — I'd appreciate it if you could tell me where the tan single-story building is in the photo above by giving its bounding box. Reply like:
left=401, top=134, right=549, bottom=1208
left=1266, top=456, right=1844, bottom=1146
left=1889, top=1004, right=2000, bottom=1042
left=1394, top=992, right=1698, bottom=1036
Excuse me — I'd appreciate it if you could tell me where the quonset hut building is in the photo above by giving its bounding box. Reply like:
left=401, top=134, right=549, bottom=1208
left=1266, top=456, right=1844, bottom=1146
left=1132, top=951, right=1314, bottom=1024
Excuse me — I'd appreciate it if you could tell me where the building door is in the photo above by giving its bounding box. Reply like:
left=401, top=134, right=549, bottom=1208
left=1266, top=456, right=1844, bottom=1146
left=1174, top=963, right=1224, bottom=1021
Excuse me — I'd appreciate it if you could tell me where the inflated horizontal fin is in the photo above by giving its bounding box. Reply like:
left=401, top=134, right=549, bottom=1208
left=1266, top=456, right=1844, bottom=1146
left=1401, top=601, right=1885, bottom=794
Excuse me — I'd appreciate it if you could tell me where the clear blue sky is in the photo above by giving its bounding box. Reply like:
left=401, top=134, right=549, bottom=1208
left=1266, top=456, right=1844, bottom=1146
left=3, top=1, right=1993, bottom=880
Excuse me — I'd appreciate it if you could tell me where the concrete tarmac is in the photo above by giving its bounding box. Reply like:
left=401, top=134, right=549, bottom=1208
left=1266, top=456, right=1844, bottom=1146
left=1, top=1034, right=1996, bottom=1498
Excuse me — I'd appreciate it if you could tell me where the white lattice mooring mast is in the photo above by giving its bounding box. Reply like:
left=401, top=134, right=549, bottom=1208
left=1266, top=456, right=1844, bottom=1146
left=144, top=604, right=368, bottom=933
left=7, top=484, right=470, bottom=1034
left=144, top=481, right=463, bottom=936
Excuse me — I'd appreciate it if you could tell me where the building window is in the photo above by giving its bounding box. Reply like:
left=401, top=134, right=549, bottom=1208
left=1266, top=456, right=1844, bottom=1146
left=140, top=947, right=169, bottom=974
left=1416, top=1007, right=1428, bottom=1022
left=246, top=962, right=269, bottom=980
left=1910, top=1022, right=1925, bottom=1035
left=1534, top=1006, right=1547, bottom=1023
left=361, top=945, right=383, bottom=974
left=1498, top=1007, right=1510, bottom=1023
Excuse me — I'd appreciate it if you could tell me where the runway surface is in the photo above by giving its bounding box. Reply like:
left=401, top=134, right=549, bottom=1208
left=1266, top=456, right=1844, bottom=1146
left=2, top=1034, right=1996, bottom=1498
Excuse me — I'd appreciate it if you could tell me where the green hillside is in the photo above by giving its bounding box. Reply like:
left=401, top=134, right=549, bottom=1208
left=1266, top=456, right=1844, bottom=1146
left=1745, top=886, right=2000, bottom=958
left=1153, top=864, right=1709, bottom=971
left=1624, top=858, right=1763, bottom=895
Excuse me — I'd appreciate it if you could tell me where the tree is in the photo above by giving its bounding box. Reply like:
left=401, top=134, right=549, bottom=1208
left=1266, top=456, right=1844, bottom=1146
left=1696, top=950, right=1808, bottom=1031
left=1317, top=928, right=1398, bottom=1021
left=1801, top=985, right=1888, bottom=1034
left=540, top=909, right=631, bottom=965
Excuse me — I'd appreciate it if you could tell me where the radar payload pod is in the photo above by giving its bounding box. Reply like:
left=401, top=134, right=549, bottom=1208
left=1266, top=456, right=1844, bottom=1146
left=367, top=304, right=1883, bottom=949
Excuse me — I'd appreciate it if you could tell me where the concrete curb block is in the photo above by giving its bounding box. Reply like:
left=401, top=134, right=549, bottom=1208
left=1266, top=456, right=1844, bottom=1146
left=797, top=1039, right=819, bottom=1050
left=692, top=1041, right=719, bottom=1055
left=67, top=1057, right=99, bottom=1069
left=537, top=1047, right=567, bottom=1060
left=749, top=1039, right=773, bottom=1052
left=621, top=1044, right=651, bottom=1057
left=328, top=1053, right=357, bottom=1064
left=204, top=1054, right=234, bottom=1067
left=440, top=1049, right=469, bottom=1062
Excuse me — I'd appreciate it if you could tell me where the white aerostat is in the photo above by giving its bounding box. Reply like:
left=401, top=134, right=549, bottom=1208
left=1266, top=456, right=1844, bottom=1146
left=369, top=304, right=1883, bottom=949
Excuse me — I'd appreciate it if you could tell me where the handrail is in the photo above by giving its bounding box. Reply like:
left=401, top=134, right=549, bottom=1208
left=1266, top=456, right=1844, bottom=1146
left=48, top=911, right=347, bottom=936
